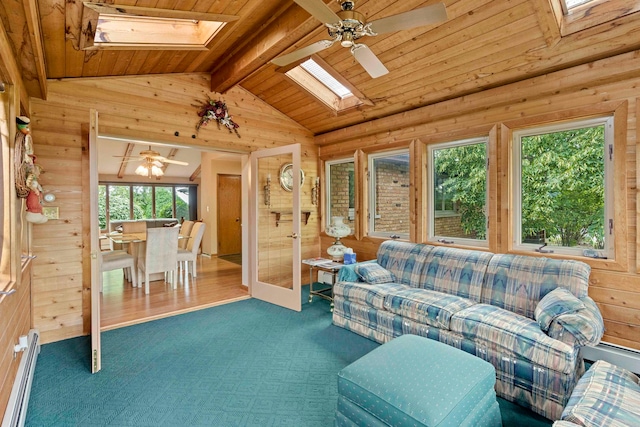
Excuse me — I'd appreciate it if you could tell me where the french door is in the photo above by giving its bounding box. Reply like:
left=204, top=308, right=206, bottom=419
left=249, top=144, right=302, bottom=311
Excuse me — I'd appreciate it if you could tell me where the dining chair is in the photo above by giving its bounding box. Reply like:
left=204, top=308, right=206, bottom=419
left=137, top=227, right=179, bottom=295
left=100, top=250, right=137, bottom=292
left=177, top=222, right=206, bottom=285
left=121, top=220, right=147, bottom=280
left=178, top=220, right=194, bottom=249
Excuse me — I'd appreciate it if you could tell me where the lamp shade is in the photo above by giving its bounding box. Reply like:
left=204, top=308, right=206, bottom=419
left=326, top=216, right=351, bottom=238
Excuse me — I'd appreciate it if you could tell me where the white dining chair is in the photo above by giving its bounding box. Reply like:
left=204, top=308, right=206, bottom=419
left=178, top=220, right=194, bottom=249
left=177, top=222, right=206, bottom=285
left=100, top=250, right=137, bottom=292
left=137, top=227, right=179, bottom=295
left=121, top=220, right=147, bottom=281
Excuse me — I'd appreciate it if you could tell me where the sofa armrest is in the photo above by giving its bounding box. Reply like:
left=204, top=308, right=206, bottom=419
left=546, top=296, right=604, bottom=347
left=337, top=260, right=376, bottom=282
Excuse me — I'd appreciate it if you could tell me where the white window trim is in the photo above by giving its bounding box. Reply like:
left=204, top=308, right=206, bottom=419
left=427, top=137, right=489, bottom=248
left=367, top=149, right=410, bottom=240
left=512, top=116, right=614, bottom=257
left=325, top=157, right=355, bottom=229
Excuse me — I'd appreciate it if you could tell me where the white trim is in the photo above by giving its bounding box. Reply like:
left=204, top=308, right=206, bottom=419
left=512, top=116, right=613, bottom=257
left=582, top=342, right=640, bottom=375
left=367, top=149, right=410, bottom=240
left=426, top=136, right=489, bottom=248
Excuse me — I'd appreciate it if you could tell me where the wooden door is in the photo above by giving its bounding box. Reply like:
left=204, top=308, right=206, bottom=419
left=217, top=174, right=242, bottom=255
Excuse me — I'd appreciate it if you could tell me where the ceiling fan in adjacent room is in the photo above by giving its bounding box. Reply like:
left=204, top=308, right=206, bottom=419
left=271, top=0, right=448, bottom=78
left=114, top=147, right=188, bottom=178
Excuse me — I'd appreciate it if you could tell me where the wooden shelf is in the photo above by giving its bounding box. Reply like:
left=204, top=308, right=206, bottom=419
left=271, top=211, right=311, bottom=227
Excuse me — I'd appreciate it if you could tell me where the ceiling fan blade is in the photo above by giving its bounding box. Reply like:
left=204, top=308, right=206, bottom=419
left=351, top=44, right=389, bottom=79
left=294, top=0, right=340, bottom=24
left=368, top=2, right=447, bottom=35
left=271, top=39, right=335, bottom=67
left=154, top=156, right=188, bottom=166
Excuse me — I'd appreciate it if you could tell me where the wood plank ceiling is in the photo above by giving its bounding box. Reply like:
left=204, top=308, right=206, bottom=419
left=2, top=0, right=640, bottom=136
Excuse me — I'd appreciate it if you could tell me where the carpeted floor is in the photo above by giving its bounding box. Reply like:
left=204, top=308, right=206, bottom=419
left=26, top=287, right=552, bottom=426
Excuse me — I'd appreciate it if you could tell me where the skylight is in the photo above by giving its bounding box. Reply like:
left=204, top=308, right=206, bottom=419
left=563, top=0, right=595, bottom=10
left=299, top=59, right=353, bottom=99
left=94, top=14, right=226, bottom=49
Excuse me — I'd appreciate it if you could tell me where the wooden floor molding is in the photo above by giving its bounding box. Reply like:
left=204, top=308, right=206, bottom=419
left=100, top=255, right=249, bottom=331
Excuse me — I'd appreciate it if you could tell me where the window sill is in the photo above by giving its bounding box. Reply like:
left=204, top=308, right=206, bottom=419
left=507, top=249, right=624, bottom=271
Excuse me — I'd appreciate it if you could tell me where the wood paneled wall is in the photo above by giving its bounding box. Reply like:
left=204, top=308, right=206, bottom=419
left=319, top=49, right=640, bottom=351
left=28, top=73, right=318, bottom=344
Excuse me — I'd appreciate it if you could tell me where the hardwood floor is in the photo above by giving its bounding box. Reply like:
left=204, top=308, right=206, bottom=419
left=100, top=255, right=249, bottom=331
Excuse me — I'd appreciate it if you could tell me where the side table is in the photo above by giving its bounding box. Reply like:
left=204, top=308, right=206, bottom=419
left=303, top=259, right=343, bottom=312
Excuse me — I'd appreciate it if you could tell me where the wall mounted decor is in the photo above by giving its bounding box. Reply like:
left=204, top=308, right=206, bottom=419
left=194, top=98, right=240, bottom=138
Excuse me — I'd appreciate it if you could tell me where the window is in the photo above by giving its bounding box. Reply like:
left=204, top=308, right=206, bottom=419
left=561, top=0, right=595, bottom=13
left=326, top=158, right=355, bottom=229
left=553, top=0, right=639, bottom=36
left=99, top=182, right=197, bottom=231
left=427, top=137, right=488, bottom=247
left=512, top=117, right=613, bottom=257
left=368, top=150, right=410, bottom=239
left=284, top=57, right=372, bottom=113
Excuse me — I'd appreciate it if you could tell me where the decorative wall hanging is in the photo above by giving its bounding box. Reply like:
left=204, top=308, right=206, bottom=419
left=194, top=98, right=240, bottom=138
left=14, top=116, right=48, bottom=223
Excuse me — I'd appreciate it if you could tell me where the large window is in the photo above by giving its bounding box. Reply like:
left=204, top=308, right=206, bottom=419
left=513, top=117, right=613, bottom=257
left=368, top=150, right=410, bottom=239
left=99, top=182, right=196, bottom=231
left=427, top=137, right=488, bottom=247
left=326, top=158, right=355, bottom=229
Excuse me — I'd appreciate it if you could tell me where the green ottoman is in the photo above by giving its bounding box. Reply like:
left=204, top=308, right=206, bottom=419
left=335, top=334, right=502, bottom=427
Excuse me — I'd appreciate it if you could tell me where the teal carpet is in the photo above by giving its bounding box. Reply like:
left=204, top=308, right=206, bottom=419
left=27, top=287, right=552, bottom=426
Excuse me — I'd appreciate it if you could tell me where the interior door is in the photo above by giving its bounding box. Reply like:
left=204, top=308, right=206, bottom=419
left=249, top=144, right=301, bottom=311
left=89, top=109, right=101, bottom=373
left=217, top=174, right=241, bottom=255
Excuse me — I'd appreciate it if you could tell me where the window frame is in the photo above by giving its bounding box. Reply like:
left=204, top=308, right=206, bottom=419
left=325, top=157, right=356, bottom=229
left=511, top=116, right=614, bottom=257
left=427, top=136, right=489, bottom=248
left=551, top=0, right=640, bottom=36
left=367, top=148, right=411, bottom=240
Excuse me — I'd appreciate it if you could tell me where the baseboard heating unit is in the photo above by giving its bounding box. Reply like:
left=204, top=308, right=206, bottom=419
left=582, top=341, right=640, bottom=375
left=2, top=329, right=40, bottom=427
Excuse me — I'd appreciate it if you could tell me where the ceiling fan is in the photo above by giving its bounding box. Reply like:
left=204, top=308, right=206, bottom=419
left=114, top=147, right=188, bottom=177
left=271, top=0, right=448, bottom=78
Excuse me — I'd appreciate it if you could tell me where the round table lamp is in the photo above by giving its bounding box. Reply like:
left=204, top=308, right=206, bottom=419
left=326, top=216, right=351, bottom=261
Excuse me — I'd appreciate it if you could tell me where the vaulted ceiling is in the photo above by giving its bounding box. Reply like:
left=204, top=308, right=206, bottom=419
left=2, top=0, right=640, bottom=137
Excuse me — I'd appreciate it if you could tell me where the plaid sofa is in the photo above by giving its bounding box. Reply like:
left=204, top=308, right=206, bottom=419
left=332, top=240, right=605, bottom=420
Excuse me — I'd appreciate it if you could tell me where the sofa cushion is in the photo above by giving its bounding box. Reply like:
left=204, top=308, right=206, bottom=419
left=376, top=241, right=434, bottom=287
left=355, top=263, right=396, bottom=284
left=450, top=304, right=577, bottom=375
left=547, top=296, right=604, bottom=347
left=333, top=281, right=408, bottom=310
left=420, top=246, right=494, bottom=302
left=535, top=287, right=586, bottom=331
left=481, top=254, right=591, bottom=320
left=561, top=360, right=640, bottom=427
left=383, top=288, right=477, bottom=329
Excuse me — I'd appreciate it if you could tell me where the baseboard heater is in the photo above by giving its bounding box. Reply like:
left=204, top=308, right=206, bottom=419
left=582, top=341, right=640, bottom=375
left=2, top=329, right=40, bottom=427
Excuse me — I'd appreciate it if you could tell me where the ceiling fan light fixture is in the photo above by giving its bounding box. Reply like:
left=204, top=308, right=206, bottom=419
left=340, top=31, right=354, bottom=47
left=135, top=164, right=149, bottom=176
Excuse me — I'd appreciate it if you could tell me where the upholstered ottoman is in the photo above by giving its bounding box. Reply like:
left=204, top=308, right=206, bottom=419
left=553, top=360, right=640, bottom=427
left=335, top=334, right=502, bottom=427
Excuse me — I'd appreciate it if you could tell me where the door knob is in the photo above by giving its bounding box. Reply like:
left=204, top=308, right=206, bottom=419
left=235, top=218, right=240, bottom=222
left=287, top=233, right=299, bottom=239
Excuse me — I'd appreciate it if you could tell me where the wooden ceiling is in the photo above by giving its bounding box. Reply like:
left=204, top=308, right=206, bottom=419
left=2, top=0, right=640, bottom=137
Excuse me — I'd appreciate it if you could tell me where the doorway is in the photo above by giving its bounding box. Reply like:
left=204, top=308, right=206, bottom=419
left=217, top=174, right=241, bottom=257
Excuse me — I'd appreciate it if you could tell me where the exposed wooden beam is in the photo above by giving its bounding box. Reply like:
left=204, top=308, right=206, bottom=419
left=116, top=143, right=135, bottom=179
left=23, top=0, right=48, bottom=100
left=189, top=165, right=201, bottom=182
left=210, top=2, right=329, bottom=93
left=0, top=17, right=30, bottom=113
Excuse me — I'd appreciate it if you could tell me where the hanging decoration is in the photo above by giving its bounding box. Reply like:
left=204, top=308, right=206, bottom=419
left=14, top=116, right=48, bottom=224
left=194, top=98, right=240, bottom=138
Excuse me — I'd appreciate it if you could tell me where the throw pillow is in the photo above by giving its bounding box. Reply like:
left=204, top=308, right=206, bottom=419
left=535, top=287, right=585, bottom=331
left=355, top=263, right=396, bottom=285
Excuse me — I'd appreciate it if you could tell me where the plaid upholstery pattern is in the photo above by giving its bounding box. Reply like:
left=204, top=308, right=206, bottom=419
left=355, top=263, right=396, bottom=284
left=481, top=254, right=591, bottom=320
left=547, top=296, right=604, bottom=347
left=333, top=281, right=408, bottom=310
left=376, top=241, right=434, bottom=287
left=383, top=288, right=476, bottom=329
left=450, top=304, right=578, bottom=375
left=333, top=297, right=398, bottom=344
left=420, top=246, right=493, bottom=302
left=535, top=287, right=586, bottom=331
left=560, top=360, right=640, bottom=427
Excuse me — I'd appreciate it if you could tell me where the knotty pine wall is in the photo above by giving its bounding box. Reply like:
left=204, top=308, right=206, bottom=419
left=28, top=73, right=318, bottom=344
left=319, top=49, right=640, bottom=351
